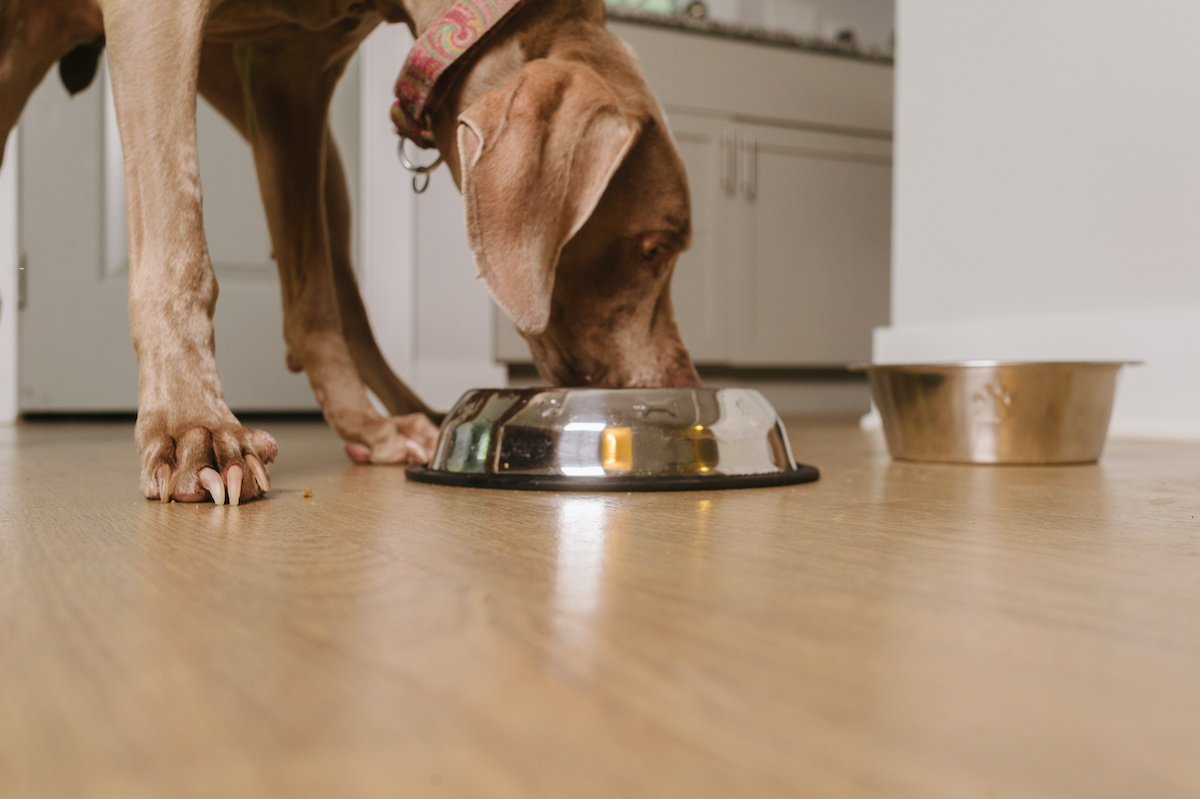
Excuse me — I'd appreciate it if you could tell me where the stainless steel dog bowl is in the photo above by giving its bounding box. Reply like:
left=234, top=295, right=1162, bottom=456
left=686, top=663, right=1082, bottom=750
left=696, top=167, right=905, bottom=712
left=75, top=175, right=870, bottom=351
left=855, top=361, right=1137, bottom=464
left=405, top=387, right=819, bottom=491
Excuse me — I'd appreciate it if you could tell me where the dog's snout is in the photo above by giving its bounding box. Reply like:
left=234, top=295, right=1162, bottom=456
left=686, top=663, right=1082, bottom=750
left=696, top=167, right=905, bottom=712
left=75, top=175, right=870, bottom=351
left=668, top=363, right=702, bottom=388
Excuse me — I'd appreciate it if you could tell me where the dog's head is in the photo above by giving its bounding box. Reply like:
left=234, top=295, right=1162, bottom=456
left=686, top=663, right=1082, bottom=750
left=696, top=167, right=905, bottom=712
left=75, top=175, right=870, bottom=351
left=0, top=0, right=104, bottom=165
left=448, top=35, right=700, bottom=388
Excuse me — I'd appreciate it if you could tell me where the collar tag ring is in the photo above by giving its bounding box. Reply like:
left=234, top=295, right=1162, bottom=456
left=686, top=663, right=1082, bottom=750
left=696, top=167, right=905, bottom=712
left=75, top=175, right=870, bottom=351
left=398, top=138, right=444, bottom=194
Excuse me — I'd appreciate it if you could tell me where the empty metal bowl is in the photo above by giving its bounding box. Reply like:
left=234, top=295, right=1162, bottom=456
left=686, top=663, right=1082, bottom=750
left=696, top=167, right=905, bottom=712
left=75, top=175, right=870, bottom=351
left=854, top=361, right=1137, bottom=464
left=405, top=387, right=819, bottom=491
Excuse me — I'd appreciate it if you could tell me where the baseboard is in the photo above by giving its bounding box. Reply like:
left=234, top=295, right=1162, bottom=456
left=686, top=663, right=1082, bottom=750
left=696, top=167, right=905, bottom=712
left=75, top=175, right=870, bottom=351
left=699, top=369, right=871, bottom=417
left=873, top=306, right=1200, bottom=440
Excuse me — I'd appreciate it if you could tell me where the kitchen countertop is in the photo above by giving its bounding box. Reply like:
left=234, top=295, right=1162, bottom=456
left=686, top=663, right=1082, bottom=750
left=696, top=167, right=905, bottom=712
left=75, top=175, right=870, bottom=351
left=606, top=6, right=895, bottom=65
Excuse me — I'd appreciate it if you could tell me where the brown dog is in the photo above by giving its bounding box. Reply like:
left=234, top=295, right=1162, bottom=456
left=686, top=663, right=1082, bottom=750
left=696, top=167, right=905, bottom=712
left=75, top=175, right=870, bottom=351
left=0, top=0, right=699, bottom=504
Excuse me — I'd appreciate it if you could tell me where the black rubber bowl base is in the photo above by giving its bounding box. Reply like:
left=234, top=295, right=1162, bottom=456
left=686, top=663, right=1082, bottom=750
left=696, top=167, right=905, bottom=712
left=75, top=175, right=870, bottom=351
left=404, top=463, right=820, bottom=492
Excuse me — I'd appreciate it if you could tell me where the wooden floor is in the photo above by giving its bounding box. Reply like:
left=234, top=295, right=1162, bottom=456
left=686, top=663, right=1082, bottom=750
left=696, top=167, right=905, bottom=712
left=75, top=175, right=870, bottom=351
left=1, top=416, right=1198, bottom=798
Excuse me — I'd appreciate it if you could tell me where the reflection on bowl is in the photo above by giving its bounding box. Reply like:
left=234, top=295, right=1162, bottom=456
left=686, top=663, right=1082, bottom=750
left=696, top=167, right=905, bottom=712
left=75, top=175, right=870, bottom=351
left=406, top=387, right=819, bottom=491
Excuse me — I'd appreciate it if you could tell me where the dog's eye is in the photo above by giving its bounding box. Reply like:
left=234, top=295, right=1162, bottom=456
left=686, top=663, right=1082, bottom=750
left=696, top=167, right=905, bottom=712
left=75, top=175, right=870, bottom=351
left=640, top=238, right=671, bottom=262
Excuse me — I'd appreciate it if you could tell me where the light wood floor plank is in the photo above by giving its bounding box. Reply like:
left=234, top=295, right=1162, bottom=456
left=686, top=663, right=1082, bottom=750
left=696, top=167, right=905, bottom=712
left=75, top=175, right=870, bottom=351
left=1, top=417, right=1198, bottom=797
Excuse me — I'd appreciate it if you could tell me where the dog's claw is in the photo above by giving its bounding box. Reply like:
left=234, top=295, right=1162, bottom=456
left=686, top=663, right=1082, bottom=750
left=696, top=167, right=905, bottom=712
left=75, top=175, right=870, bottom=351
left=246, top=454, right=270, bottom=494
left=156, top=464, right=172, bottom=503
left=345, top=442, right=372, bottom=464
left=199, top=467, right=225, bottom=505
left=406, top=440, right=431, bottom=463
left=226, top=465, right=244, bottom=507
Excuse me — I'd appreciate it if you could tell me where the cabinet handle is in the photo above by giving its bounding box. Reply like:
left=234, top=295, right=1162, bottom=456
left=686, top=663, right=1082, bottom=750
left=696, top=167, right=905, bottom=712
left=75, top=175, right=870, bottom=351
left=742, top=135, right=757, bottom=202
left=720, top=134, right=737, bottom=197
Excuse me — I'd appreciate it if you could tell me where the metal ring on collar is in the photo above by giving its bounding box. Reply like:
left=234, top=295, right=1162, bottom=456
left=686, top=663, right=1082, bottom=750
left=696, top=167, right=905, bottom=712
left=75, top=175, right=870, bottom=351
left=397, top=138, right=444, bottom=175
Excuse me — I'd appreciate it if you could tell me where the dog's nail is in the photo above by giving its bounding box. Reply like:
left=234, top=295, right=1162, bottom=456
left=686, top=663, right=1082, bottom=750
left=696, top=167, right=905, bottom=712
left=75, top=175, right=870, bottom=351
left=345, top=443, right=371, bottom=463
left=405, top=440, right=431, bottom=464
left=227, top=465, right=244, bottom=507
left=199, top=467, right=225, bottom=506
left=246, top=455, right=270, bottom=494
left=157, top=464, right=172, bottom=503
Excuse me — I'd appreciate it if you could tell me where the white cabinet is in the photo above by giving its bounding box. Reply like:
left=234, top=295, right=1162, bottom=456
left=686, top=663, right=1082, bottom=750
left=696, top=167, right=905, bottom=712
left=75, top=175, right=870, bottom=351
left=665, top=114, right=732, bottom=363
left=495, top=20, right=894, bottom=369
left=735, top=121, right=891, bottom=365
left=667, top=113, right=891, bottom=366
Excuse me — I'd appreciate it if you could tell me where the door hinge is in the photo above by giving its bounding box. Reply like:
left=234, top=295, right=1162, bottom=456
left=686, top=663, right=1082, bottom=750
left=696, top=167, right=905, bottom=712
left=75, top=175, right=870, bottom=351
left=18, top=252, right=27, bottom=310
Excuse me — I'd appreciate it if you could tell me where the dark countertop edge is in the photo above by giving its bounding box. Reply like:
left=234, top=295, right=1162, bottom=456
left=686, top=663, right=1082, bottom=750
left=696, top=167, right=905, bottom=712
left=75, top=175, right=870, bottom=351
left=606, top=7, right=895, bottom=66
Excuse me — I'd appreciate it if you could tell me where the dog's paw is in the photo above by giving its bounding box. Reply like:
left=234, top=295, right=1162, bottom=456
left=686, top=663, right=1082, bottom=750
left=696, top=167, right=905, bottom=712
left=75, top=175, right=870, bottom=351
left=344, top=413, right=440, bottom=465
left=138, top=420, right=278, bottom=505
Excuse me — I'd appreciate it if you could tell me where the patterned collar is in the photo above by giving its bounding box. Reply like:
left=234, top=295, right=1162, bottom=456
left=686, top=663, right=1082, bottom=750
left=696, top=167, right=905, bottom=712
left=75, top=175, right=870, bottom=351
left=391, top=0, right=530, bottom=149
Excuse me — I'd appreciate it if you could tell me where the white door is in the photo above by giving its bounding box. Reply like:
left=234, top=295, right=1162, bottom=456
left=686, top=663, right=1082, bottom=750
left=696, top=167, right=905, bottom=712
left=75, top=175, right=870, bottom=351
left=18, top=58, right=361, bottom=412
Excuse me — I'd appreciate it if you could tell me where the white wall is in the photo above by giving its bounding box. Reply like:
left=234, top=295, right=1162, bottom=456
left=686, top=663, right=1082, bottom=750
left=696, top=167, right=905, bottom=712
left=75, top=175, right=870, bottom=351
left=0, top=131, right=16, bottom=423
left=878, top=0, right=1200, bottom=439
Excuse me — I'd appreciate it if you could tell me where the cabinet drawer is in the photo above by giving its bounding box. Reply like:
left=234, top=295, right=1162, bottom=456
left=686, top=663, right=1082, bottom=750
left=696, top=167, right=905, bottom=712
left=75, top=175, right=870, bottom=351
left=610, top=20, right=893, bottom=136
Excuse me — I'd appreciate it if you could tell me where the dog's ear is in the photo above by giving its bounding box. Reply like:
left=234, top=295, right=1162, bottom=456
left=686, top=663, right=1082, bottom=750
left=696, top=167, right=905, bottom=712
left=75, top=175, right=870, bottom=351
left=59, top=37, right=106, bottom=96
left=457, top=59, right=639, bottom=335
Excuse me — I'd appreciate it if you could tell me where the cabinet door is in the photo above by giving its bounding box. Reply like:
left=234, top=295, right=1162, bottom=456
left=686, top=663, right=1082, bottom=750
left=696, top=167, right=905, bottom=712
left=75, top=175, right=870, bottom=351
left=664, top=112, right=733, bottom=364
left=732, top=124, right=892, bottom=366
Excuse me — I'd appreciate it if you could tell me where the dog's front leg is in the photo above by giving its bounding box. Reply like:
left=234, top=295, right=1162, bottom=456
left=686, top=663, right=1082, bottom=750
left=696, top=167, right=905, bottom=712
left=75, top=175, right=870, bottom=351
left=198, top=41, right=435, bottom=426
left=237, top=35, right=438, bottom=464
left=103, top=0, right=274, bottom=503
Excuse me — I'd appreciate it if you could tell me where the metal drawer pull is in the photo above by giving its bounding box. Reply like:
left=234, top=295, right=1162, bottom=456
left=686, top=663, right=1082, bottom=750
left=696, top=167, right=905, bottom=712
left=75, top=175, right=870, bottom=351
left=742, top=135, right=757, bottom=202
left=720, top=134, right=738, bottom=197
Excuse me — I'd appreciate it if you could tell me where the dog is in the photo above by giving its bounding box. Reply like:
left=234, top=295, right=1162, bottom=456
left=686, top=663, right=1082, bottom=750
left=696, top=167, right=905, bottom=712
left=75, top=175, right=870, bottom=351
left=0, top=0, right=700, bottom=504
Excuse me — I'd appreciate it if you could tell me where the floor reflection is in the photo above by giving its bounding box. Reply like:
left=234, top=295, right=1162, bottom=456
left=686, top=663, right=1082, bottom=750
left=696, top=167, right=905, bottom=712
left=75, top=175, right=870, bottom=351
left=553, top=497, right=611, bottom=616
left=551, top=497, right=614, bottom=666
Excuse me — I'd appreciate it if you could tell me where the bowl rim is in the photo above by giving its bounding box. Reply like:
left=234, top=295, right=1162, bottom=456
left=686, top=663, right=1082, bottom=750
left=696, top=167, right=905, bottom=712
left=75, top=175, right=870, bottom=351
left=405, top=463, right=820, bottom=492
